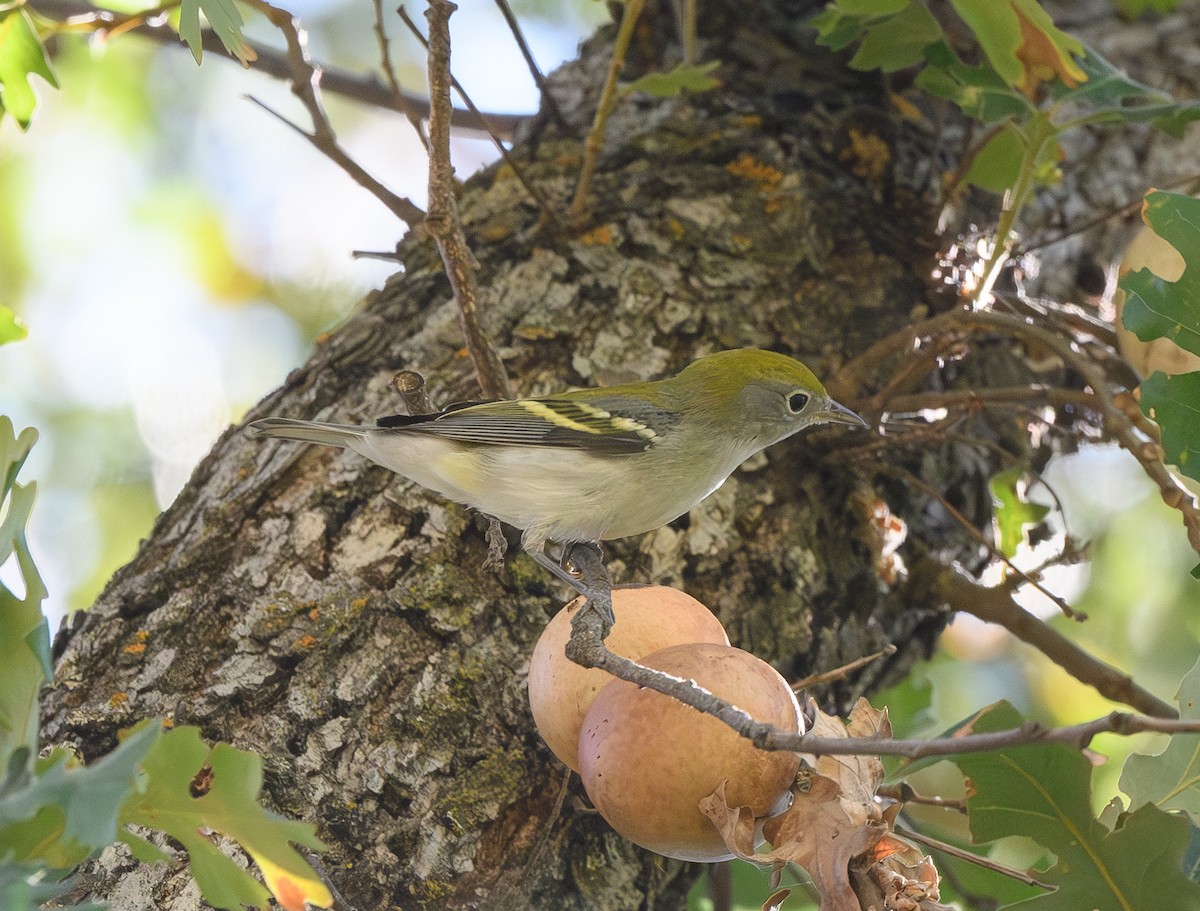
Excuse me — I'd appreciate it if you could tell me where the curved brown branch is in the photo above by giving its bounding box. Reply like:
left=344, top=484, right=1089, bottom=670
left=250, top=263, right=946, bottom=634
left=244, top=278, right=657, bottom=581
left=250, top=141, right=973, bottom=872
left=921, top=556, right=1176, bottom=718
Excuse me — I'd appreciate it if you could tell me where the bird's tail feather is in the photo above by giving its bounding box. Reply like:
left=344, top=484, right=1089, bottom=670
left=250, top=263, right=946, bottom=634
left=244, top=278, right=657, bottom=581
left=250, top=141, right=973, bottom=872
left=247, top=417, right=367, bottom=448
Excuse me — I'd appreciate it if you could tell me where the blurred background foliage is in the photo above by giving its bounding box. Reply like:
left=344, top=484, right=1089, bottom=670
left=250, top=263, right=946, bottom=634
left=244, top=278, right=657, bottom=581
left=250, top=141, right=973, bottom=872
left=2, top=1, right=1199, bottom=907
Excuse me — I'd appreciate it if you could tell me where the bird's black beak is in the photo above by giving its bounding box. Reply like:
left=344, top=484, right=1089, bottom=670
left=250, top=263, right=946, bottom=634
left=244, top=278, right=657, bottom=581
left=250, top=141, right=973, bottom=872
left=820, top=400, right=868, bottom=427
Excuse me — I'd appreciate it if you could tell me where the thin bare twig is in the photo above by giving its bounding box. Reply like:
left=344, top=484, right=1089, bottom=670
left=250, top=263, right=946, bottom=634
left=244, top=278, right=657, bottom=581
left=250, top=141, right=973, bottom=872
left=240, top=0, right=425, bottom=225
left=247, top=96, right=423, bottom=224
left=1016, top=170, right=1200, bottom=256
left=894, top=826, right=1053, bottom=891
left=491, top=0, right=564, bottom=125
left=569, top=0, right=645, bottom=221
left=792, top=645, right=898, bottom=692
left=398, top=5, right=565, bottom=236
left=830, top=306, right=1200, bottom=558
left=878, top=784, right=966, bottom=814
left=570, top=596, right=1195, bottom=755
left=370, top=0, right=429, bottom=149
left=923, top=557, right=1176, bottom=718
left=423, top=0, right=511, bottom=400
left=31, top=0, right=526, bottom=139
left=889, top=466, right=1083, bottom=621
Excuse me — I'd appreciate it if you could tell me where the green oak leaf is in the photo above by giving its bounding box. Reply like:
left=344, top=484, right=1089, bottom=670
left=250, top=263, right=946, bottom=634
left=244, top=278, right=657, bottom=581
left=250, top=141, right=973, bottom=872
left=1057, top=48, right=1200, bottom=137
left=988, top=465, right=1050, bottom=557
left=0, top=418, right=48, bottom=761
left=1121, top=191, right=1200, bottom=357
left=1140, top=371, right=1200, bottom=482
left=950, top=701, right=1200, bottom=910
left=847, top=1, right=942, bottom=73
left=178, top=0, right=256, bottom=66
left=1121, top=655, right=1200, bottom=820
left=122, top=726, right=330, bottom=911
left=623, top=61, right=720, bottom=98
left=0, top=726, right=160, bottom=868
left=0, top=8, right=59, bottom=129
left=0, top=306, right=27, bottom=345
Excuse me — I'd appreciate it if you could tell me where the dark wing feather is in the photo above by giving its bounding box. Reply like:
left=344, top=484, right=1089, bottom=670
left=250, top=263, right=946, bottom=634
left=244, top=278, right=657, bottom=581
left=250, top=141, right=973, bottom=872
left=375, top=397, right=672, bottom=454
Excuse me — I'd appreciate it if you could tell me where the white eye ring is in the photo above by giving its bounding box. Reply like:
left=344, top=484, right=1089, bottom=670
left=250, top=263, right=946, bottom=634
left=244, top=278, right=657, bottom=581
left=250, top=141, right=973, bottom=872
left=788, top=392, right=810, bottom=413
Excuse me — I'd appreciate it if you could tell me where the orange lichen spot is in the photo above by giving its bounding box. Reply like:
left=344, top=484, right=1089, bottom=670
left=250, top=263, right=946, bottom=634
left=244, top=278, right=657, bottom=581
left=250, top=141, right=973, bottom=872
left=109, top=691, right=129, bottom=708
left=579, top=224, right=614, bottom=247
left=295, top=634, right=318, bottom=651
left=735, top=114, right=762, bottom=129
left=729, top=233, right=752, bottom=252
left=764, top=196, right=783, bottom=215
left=481, top=223, right=515, bottom=242
left=725, top=153, right=783, bottom=190
left=309, top=607, right=320, bottom=621
left=350, top=598, right=368, bottom=611
left=839, top=128, right=890, bottom=184
left=123, top=642, right=147, bottom=656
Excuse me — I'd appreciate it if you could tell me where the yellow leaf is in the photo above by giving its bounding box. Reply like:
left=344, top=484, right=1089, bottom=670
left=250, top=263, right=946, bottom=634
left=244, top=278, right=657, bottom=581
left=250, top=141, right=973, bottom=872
left=1012, top=3, right=1086, bottom=96
left=248, top=849, right=333, bottom=911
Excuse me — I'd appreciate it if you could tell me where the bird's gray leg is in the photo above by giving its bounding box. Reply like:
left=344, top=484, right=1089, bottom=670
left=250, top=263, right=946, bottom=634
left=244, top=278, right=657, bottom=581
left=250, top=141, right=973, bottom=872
left=528, top=541, right=615, bottom=633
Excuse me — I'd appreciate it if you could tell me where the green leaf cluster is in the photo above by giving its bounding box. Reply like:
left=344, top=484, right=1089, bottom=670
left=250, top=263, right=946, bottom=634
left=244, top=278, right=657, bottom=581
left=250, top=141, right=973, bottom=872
left=178, top=0, right=256, bottom=66
left=1118, top=191, right=1200, bottom=492
left=622, top=61, right=721, bottom=99
left=0, top=9, right=58, bottom=130
left=812, top=1, right=1200, bottom=193
left=0, top=419, right=329, bottom=910
left=930, top=699, right=1200, bottom=910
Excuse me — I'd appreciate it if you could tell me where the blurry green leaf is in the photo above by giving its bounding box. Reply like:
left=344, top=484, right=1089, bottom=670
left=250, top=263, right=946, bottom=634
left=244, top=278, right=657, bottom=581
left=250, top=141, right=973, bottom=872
left=124, top=726, right=331, bottom=911
left=0, top=306, right=26, bottom=345
left=989, top=465, right=1050, bottom=556
left=0, top=858, right=82, bottom=911
left=623, top=61, right=720, bottom=98
left=1059, top=49, right=1200, bottom=137
left=1113, top=0, right=1180, bottom=17
left=0, top=8, right=58, bottom=130
left=178, top=0, right=256, bottom=66
left=1121, top=192, right=1200, bottom=355
left=965, top=123, right=1025, bottom=192
left=1140, top=372, right=1200, bottom=482
left=1121, top=655, right=1200, bottom=821
left=0, top=418, right=48, bottom=760
left=915, top=41, right=1034, bottom=122
left=949, top=0, right=1085, bottom=94
left=0, top=726, right=159, bottom=868
left=950, top=702, right=1200, bottom=910
left=848, top=1, right=942, bottom=73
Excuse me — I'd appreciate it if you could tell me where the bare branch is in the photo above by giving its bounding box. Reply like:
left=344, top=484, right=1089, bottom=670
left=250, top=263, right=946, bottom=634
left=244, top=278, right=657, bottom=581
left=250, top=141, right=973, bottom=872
left=923, top=557, right=1176, bottom=718
left=894, top=826, right=1053, bottom=891
left=569, top=0, right=644, bottom=222
left=30, top=0, right=527, bottom=140
left=247, top=96, right=424, bottom=225
left=370, top=0, right=430, bottom=149
left=234, top=0, right=426, bottom=224
left=398, top=5, right=566, bottom=237
left=561, top=544, right=1190, bottom=758
left=423, top=0, right=511, bottom=400
left=491, top=0, right=564, bottom=125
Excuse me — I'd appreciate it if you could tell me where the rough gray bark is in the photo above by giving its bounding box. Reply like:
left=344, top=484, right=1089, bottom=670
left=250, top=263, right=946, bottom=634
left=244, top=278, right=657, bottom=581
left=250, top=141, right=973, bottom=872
left=41, top=1, right=1188, bottom=909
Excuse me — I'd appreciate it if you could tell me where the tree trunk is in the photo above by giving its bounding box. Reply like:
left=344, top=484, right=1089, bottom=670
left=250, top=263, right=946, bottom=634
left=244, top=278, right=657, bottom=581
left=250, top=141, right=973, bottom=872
left=41, top=0, right=1192, bottom=908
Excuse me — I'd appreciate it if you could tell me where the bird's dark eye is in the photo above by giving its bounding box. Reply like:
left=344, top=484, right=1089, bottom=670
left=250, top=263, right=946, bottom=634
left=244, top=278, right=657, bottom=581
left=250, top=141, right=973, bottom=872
left=788, top=392, right=809, bottom=413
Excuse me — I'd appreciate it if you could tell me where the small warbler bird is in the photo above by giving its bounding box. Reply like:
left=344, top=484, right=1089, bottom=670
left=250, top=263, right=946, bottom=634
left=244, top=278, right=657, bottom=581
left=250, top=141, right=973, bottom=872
left=248, top=348, right=865, bottom=597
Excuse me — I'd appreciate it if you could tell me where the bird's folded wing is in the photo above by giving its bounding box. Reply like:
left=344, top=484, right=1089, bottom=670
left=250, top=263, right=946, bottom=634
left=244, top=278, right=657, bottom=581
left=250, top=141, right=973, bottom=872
left=376, top=398, right=668, bottom=453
